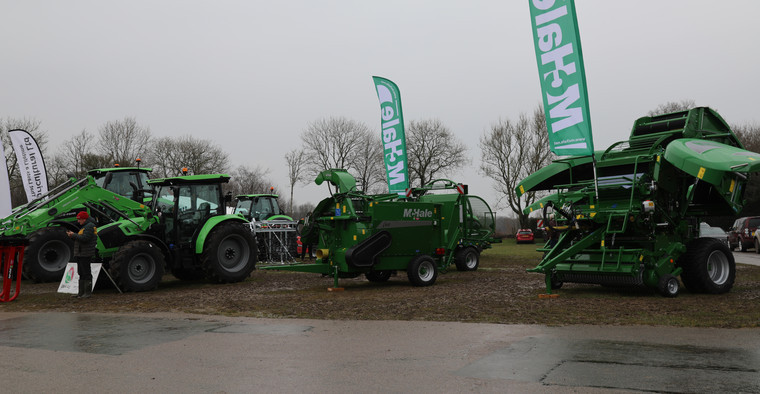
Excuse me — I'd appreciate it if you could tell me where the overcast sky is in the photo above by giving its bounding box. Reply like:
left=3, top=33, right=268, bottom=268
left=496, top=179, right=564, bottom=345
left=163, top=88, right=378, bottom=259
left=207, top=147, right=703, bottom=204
left=3, top=0, right=759, bottom=215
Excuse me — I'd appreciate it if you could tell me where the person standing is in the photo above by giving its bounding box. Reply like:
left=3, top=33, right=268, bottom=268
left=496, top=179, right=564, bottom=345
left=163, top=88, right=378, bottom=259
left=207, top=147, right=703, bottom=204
left=67, top=211, right=97, bottom=299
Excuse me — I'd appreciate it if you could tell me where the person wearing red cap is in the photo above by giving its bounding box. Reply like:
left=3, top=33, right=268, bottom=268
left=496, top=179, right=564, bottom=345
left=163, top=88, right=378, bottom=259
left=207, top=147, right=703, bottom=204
left=67, top=211, right=98, bottom=298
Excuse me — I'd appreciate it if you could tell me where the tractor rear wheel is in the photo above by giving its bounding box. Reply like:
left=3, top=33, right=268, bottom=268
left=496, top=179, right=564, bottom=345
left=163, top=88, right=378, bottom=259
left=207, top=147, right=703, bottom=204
left=365, top=270, right=392, bottom=282
left=110, top=240, right=165, bottom=292
left=23, top=227, right=73, bottom=282
left=678, top=238, right=735, bottom=294
left=454, top=247, right=479, bottom=271
left=201, top=222, right=257, bottom=283
left=407, top=255, right=437, bottom=287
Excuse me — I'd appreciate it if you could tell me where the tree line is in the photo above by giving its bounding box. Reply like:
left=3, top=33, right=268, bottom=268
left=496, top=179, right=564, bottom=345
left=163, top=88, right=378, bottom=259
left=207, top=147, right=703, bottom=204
left=0, top=116, right=472, bottom=220
left=3, top=101, right=759, bottom=228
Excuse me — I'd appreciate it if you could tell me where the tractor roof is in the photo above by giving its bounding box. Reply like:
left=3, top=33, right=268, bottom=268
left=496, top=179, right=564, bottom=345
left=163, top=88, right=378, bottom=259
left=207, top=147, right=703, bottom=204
left=235, top=194, right=279, bottom=200
left=88, top=167, right=153, bottom=175
left=148, top=174, right=231, bottom=186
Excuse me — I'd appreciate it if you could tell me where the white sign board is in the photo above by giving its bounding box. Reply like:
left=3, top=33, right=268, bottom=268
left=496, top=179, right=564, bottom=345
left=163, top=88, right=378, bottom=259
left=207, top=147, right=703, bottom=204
left=57, top=263, right=103, bottom=294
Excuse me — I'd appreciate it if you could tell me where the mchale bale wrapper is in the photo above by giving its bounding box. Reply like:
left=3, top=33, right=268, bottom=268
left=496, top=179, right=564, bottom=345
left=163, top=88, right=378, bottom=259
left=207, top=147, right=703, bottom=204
left=261, top=169, right=497, bottom=288
left=517, top=107, right=760, bottom=297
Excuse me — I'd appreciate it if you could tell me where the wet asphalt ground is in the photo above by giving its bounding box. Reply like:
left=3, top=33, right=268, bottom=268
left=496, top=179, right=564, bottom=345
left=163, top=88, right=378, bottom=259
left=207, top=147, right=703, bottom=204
left=1, top=312, right=758, bottom=393
left=734, top=251, right=760, bottom=267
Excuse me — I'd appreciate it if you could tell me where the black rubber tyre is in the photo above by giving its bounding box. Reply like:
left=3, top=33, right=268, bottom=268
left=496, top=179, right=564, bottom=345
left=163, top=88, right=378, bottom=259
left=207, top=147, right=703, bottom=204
left=110, top=240, right=165, bottom=292
left=454, top=247, right=479, bottom=271
left=201, top=222, right=257, bottom=283
left=678, top=237, right=735, bottom=294
left=740, top=241, right=748, bottom=252
left=23, top=227, right=73, bottom=283
left=407, top=255, right=437, bottom=287
left=550, top=273, right=563, bottom=290
left=657, top=274, right=679, bottom=297
left=365, top=270, right=392, bottom=282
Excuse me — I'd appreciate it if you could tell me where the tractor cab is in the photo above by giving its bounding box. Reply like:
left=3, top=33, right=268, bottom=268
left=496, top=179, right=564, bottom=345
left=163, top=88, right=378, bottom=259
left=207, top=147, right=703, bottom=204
left=150, top=174, right=230, bottom=248
left=234, top=194, right=293, bottom=222
left=89, top=165, right=153, bottom=203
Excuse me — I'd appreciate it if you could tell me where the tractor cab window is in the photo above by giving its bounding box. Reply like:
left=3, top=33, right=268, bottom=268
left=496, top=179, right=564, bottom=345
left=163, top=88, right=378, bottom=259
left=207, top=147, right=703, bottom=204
left=235, top=200, right=253, bottom=219
left=96, top=171, right=153, bottom=201
left=252, top=197, right=280, bottom=221
left=156, top=183, right=222, bottom=244
left=177, top=184, right=221, bottom=216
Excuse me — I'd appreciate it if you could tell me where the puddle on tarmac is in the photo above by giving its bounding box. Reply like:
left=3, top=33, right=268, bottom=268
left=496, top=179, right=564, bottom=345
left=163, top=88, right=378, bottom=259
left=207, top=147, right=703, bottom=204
left=0, top=313, right=226, bottom=355
left=457, top=337, right=760, bottom=393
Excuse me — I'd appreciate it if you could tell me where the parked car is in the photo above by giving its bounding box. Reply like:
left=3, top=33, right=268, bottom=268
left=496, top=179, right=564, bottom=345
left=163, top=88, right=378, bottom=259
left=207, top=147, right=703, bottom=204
left=699, top=222, right=728, bottom=248
left=516, top=229, right=535, bottom=244
left=728, top=216, right=760, bottom=252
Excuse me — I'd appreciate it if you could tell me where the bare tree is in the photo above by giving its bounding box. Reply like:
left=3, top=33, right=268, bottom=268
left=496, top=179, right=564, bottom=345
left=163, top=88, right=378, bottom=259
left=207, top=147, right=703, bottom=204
left=228, top=164, right=274, bottom=197
left=1, top=117, right=48, bottom=206
left=147, top=135, right=229, bottom=177
left=350, top=132, right=385, bottom=193
left=406, top=119, right=469, bottom=187
left=54, top=130, right=97, bottom=181
left=479, top=106, right=553, bottom=228
left=292, top=202, right=316, bottom=223
left=97, top=117, right=152, bottom=164
left=285, top=149, right=307, bottom=212
left=300, top=116, right=372, bottom=192
left=647, top=99, right=696, bottom=116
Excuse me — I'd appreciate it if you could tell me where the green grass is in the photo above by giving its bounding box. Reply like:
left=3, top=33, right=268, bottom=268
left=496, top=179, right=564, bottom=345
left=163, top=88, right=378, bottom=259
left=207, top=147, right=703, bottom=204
left=484, top=239, right=546, bottom=259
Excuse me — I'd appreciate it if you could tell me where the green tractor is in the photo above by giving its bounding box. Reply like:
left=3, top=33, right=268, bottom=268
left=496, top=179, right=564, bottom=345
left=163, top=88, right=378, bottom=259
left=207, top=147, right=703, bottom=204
left=233, top=193, right=299, bottom=262
left=0, top=166, right=153, bottom=282
left=518, top=107, right=760, bottom=297
left=262, top=169, right=497, bottom=288
left=95, top=173, right=257, bottom=291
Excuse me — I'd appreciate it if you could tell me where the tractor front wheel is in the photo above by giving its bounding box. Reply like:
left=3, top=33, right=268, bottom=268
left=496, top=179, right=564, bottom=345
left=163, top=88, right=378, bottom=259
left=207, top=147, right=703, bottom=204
left=110, top=240, right=165, bottom=292
left=201, top=222, right=257, bottom=283
left=678, top=238, right=735, bottom=294
left=407, top=255, right=437, bottom=287
left=454, top=247, right=479, bottom=271
left=23, top=227, right=73, bottom=282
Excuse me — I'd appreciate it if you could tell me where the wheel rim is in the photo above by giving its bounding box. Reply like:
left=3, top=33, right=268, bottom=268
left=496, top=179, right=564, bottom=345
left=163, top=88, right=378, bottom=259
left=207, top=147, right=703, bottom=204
left=38, top=240, right=70, bottom=273
left=706, top=250, right=730, bottom=285
left=417, top=260, right=435, bottom=282
left=129, top=253, right=156, bottom=284
left=218, top=234, right=250, bottom=272
left=465, top=252, right=478, bottom=269
left=667, top=278, right=678, bottom=295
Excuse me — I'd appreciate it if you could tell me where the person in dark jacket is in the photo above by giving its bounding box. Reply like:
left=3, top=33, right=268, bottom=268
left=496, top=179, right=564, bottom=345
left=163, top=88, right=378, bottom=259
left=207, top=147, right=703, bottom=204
left=67, top=211, right=97, bottom=299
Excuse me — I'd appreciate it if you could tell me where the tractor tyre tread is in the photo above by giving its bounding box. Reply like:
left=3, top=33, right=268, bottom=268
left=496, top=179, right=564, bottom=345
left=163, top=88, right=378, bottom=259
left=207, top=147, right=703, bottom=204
left=201, top=222, right=257, bottom=283
left=23, top=227, right=73, bottom=283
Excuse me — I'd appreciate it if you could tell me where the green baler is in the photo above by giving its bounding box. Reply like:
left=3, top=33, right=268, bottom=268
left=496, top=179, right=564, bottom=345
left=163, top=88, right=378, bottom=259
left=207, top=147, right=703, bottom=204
left=262, top=169, right=497, bottom=287
left=517, top=107, right=760, bottom=297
